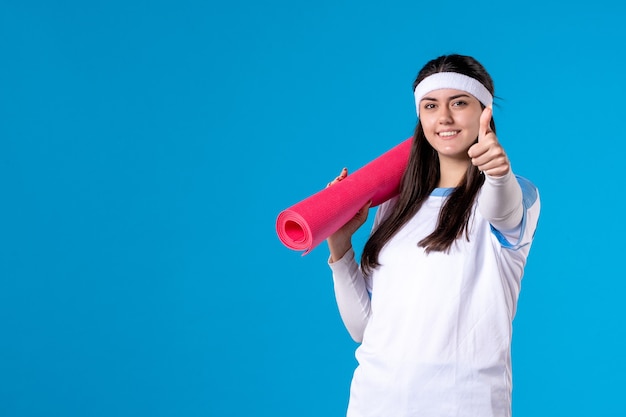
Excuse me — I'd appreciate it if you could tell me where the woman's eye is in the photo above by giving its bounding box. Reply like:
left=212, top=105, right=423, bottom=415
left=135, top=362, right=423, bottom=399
left=423, top=103, right=435, bottom=110
left=452, top=100, right=467, bottom=107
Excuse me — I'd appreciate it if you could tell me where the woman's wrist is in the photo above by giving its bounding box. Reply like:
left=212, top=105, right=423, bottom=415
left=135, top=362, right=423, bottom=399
left=327, top=237, right=352, bottom=263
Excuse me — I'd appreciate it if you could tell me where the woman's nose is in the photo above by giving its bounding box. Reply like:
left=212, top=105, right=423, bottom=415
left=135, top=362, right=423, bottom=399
left=437, top=107, right=453, bottom=124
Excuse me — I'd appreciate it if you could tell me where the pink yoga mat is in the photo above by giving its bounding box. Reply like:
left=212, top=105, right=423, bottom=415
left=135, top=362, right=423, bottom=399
left=276, top=137, right=412, bottom=254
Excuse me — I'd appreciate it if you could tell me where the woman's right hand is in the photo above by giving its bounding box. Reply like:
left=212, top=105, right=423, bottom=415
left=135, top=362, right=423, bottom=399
left=326, top=168, right=372, bottom=262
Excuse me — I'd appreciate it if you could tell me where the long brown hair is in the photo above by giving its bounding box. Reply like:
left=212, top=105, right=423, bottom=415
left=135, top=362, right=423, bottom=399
left=360, top=54, right=497, bottom=276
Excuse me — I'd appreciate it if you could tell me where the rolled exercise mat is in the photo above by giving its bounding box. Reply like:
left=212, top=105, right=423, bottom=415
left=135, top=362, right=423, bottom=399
left=276, top=137, right=412, bottom=254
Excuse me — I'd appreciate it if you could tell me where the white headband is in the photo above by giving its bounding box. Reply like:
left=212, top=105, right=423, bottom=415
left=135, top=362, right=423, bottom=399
left=413, top=72, right=493, bottom=113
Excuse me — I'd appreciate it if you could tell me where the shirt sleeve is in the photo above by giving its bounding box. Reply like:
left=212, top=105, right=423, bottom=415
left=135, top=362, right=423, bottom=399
left=477, top=169, right=524, bottom=232
left=327, top=198, right=397, bottom=343
left=480, top=172, right=541, bottom=251
left=328, top=248, right=370, bottom=343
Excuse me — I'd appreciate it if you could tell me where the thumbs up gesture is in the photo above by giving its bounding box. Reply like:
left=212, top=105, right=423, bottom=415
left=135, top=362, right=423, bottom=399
left=468, top=106, right=510, bottom=177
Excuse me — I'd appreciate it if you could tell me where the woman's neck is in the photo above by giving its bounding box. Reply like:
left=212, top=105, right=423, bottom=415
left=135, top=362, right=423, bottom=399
left=438, top=156, right=470, bottom=188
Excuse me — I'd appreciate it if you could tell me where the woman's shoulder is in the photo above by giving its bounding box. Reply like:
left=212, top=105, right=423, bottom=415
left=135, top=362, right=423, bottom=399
left=514, top=175, right=540, bottom=209
left=373, top=196, right=400, bottom=227
left=379, top=195, right=400, bottom=214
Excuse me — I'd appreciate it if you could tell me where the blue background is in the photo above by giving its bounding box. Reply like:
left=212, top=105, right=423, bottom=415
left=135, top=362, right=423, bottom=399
left=2, top=0, right=624, bottom=416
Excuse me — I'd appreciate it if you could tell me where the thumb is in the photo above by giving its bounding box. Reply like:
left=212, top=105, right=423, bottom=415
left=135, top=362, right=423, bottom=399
left=478, top=106, right=493, bottom=141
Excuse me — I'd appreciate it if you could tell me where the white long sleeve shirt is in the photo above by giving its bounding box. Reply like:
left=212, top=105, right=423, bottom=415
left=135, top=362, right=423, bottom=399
left=329, top=171, right=540, bottom=417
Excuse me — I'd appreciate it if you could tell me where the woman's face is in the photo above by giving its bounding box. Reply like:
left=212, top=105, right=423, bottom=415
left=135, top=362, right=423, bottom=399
left=418, top=88, right=483, bottom=160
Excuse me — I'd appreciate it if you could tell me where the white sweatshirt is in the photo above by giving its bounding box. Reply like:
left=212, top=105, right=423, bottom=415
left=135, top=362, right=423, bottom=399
left=329, top=171, right=540, bottom=417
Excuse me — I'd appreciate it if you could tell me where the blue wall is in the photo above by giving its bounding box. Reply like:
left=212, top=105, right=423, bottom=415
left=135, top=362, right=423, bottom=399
left=2, top=0, right=624, bottom=415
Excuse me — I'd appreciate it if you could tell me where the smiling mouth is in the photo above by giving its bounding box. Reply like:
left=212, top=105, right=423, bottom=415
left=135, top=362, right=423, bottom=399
left=438, top=130, right=460, bottom=137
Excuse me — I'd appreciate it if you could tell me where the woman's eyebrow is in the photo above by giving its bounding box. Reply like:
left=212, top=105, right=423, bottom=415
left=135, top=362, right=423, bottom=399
left=420, top=93, right=471, bottom=102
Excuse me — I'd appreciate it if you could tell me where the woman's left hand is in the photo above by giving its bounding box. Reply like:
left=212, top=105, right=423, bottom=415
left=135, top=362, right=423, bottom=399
left=468, top=106, right=510, bottom=177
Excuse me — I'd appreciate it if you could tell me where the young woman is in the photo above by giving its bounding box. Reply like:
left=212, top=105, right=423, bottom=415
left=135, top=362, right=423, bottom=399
left=326, top=54, right=540, bottom=417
